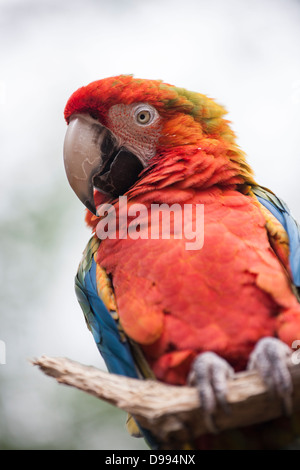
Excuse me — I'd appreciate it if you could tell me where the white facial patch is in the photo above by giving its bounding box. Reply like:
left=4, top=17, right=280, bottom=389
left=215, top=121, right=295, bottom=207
left=107, top=103, right=162, bottom=164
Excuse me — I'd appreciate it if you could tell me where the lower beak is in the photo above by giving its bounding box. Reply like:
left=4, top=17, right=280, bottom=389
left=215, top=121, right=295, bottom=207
left=63, top=114, right=144, bottom=215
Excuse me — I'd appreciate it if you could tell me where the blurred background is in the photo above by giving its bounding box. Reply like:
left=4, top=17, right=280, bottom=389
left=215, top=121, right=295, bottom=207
left=0, top=0, right=300, bottom=450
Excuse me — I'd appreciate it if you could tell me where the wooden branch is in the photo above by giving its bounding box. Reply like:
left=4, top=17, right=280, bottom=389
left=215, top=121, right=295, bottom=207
left=33, top=355, right=300, bottom=449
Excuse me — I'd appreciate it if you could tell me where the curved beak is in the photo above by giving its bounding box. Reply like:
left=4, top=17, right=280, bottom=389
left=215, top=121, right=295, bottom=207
left=63, top=114, right=144, bottom=215
left=63, top=114, right=117, bottom=215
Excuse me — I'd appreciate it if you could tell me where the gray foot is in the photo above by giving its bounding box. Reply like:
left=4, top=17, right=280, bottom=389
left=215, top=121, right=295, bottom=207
left=247, top=337, right=293, bottom=414
left=188, top=352, right=234, bottom=432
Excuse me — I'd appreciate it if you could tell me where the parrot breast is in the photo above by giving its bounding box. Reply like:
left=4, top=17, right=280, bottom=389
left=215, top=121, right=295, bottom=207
left=96, top=186, right=299, bottom=385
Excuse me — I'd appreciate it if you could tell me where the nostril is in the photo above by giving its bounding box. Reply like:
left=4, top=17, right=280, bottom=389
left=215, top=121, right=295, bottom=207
left=89, top=111, right=98, bottom=120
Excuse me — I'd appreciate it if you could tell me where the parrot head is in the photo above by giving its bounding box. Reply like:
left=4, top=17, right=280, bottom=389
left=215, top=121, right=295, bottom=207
left=64, top=75, right=254, bottom=215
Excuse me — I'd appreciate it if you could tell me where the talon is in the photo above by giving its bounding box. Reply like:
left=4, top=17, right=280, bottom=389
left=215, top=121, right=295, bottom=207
left=188, top=352, right=234, bottom=433
left=247, top=337, right=293, bottom=414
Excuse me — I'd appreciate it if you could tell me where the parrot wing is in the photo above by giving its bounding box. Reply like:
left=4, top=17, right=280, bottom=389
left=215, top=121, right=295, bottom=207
left=252, top=185, right=300, bottom=289
left=75, top=235, right=159, bottom=446
left=75, top=235, right=155, bottom=379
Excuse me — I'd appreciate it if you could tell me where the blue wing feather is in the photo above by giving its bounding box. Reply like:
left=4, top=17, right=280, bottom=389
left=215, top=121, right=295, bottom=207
left=75, top=240, right=158, bottom=449
left=76, top=257, right=140, bottom=378
left=253, top=186, right=300, bottom=287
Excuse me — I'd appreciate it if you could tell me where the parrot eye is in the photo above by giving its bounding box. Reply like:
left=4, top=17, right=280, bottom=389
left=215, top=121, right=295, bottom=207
left=134, top=105, right=157, bottom=126
left=136, top=110, right=151, bottom=124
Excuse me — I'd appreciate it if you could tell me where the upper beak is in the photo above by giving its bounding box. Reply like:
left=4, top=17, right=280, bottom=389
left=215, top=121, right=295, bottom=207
left=63, top=114, right=144, bottom=215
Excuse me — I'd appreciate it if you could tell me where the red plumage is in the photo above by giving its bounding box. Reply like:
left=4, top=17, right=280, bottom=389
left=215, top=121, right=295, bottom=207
left=97, top=176, right=300, bottom=384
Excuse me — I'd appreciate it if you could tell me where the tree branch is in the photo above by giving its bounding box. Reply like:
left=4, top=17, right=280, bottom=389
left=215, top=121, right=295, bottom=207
left=33, top=355, right=300, bottom=449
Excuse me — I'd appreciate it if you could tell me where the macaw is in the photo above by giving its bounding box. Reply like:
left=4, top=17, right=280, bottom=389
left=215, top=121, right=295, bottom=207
left=63, top=75, right=300, bottom=449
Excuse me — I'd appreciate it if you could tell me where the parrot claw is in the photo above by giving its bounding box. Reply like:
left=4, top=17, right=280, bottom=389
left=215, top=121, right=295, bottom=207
left=247, top=337, right=293, bottom=414
left=188, top=352, right=234, bottom=433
